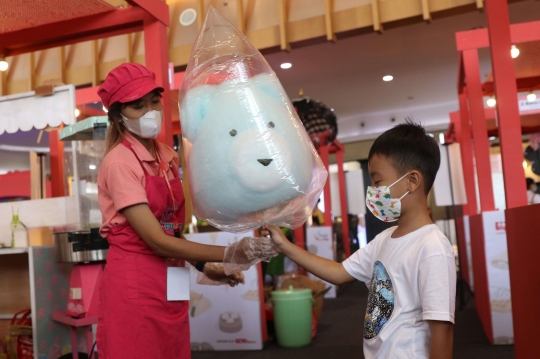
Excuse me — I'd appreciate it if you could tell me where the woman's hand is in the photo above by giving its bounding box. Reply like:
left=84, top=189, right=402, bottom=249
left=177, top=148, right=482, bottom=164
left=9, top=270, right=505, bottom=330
left=223, top=236, right=278, bottom=275
left=197, top=263, right=245, bottom=287
left=261, top=225, right=289, bottom=254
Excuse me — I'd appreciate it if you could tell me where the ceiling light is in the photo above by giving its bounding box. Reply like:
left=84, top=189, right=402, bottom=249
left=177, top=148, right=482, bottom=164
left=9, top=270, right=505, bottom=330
left=89, top=164, right=96, bottom=170
left=489, top=136, right=496, bottom=141
left=74, top=109, right=80, bottom=117
left=0, top=57, right=8, bottom=72
left=527, top=93, right=537, bottom=102
left=382, top=75, right=393, bottom=82
left=439, top=133, right=445, bottom=145
left=280, top=63, right=292, bottom=69
left=511, top=45, right=520, bottom=59
left=487, top=98, right=497, bottom=107
left=179, top=8, right=197, bottom=26
left=102, top=105, right=108, bottom=113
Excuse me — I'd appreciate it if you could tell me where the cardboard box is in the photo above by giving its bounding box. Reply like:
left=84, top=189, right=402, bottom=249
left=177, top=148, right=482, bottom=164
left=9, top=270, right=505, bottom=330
left=28, top=227, right=53, bottom=246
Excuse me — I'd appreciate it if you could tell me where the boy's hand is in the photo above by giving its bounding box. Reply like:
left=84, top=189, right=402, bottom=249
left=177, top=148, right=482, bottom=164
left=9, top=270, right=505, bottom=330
left=261, top=225, right=289, bottom=254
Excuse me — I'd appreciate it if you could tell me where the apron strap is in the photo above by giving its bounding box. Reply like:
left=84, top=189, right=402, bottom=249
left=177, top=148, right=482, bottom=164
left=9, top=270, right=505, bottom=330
left=121, top=139, right=150, bottom=176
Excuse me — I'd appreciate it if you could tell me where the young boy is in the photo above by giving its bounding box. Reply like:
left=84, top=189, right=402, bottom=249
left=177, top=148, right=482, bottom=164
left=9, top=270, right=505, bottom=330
left=264, top=122, right=455, bottom=359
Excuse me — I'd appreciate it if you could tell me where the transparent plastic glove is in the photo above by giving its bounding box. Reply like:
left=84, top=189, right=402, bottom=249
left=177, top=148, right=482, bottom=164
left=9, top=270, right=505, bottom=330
left=223, top=237, right=278, bottom=275
left=196, top=263, right=245, bottom=287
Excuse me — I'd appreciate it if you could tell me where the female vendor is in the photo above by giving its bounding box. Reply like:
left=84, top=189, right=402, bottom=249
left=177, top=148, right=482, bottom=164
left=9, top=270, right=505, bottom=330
left=96, top=63, right=276, bottom=359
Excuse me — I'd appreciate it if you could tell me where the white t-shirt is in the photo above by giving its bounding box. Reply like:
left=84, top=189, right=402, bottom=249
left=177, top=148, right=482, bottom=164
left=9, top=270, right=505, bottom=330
left=527, top=190, right=540, bottom=204
left=342, top=224, right=456, bottom=359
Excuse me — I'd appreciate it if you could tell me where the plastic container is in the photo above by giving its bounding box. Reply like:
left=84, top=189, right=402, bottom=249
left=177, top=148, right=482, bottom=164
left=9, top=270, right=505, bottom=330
left=271, top=286, right=313, bottom=348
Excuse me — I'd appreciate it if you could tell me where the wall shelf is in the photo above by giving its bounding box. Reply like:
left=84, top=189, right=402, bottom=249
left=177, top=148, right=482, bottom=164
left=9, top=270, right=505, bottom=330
left=0, top=247, right=28, bottom=255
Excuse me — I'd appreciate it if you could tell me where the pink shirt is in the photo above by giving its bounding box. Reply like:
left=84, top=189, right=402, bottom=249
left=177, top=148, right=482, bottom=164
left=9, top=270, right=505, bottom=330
left=98, top=133, right=180, bottom=238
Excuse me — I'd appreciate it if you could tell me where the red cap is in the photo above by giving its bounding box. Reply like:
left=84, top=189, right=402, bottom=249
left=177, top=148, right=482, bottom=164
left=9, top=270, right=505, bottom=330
left=98, top=63, right=164, bottom=109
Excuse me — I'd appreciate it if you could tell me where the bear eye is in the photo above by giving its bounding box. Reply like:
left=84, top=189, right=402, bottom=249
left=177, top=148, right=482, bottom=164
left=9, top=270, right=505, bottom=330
left=230, top=129, right=237, bottom=137
left=268, top=122, right=275, bottom=129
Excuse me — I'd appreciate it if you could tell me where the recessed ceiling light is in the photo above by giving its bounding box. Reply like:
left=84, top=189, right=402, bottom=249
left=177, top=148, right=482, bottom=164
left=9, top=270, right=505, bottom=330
left=89, top=164, right=96, bottom=170
left=511, top=45, right=520, bottom=59
left=527, top=93, right=537, bottom=102
left=487, top=98, right=497, bottom=107
left=179, top=8, right=197, bottom=26
left=489, top=136, right=497, bottom=141
left=280, top=63, right=292, bottom=69
left=383, top=75, right=393, bottom=82
left=0, top=57, right=8, bottom=72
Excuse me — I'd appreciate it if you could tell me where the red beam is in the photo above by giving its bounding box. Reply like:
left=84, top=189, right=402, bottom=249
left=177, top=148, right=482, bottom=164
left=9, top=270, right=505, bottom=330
left=463, top=49, right=495, bottom=212
left=144, top=15, right=173, bottom=147
left=485, top=0, right=528, bottom=209
left=0, top=171, right=31, bottom=199
left=318, top=146, right=333, bottom=226
left=336, top=148, right=350, bottom=258
left=483, top=76, right=540, bottom=95
left=76, top=86, right=101, bottom=106
left=457, top=94, right=479, bottom=216
left=456, top=19, right=540, bottom=51
left=0, top=7, right=146, bottom=56
left=128, top=0, right=170, bottom=27
left=49, top=129, right=65, bottom=198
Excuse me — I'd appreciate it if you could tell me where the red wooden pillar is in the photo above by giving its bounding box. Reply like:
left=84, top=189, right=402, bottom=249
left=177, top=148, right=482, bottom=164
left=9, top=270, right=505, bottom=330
left=457, top=93, right=479, bottom=216
left=143, top=15, right=173, bottom=147
left=49, top=129, right=65, bottom=197
left=450, top=111, right=471, bottom=285
left=318, top=146, right=333, bottom=226
left=336, top=147, right=351, bottom=258
left=485, top=1, right=533, bottom=358
left=485, top=0, right=527, bottom=208
left=463, top=50, right=496, bottom=212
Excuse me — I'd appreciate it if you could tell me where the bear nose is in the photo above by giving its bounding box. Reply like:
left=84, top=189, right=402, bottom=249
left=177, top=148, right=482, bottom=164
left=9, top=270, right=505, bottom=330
left=257, top=159, right=273, bottom=167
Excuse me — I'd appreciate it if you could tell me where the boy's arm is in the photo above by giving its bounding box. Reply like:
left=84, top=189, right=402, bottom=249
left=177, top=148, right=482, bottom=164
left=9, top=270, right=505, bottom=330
left=428, top=321, right=453, bottom=359
left=263, top=225, right=355, bottom=285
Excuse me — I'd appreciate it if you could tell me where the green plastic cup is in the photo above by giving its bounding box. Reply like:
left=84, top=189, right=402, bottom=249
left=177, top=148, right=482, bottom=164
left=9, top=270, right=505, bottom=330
left=271, top=286, right=313, bottom=348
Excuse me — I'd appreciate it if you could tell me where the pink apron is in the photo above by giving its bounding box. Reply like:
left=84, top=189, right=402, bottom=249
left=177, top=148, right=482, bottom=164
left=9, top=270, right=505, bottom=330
left=97, top=140, right=190, bottom=359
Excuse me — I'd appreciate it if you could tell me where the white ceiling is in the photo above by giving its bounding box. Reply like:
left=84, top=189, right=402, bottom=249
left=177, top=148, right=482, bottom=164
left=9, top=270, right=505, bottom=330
left=265, top=0, right=540, bottom=143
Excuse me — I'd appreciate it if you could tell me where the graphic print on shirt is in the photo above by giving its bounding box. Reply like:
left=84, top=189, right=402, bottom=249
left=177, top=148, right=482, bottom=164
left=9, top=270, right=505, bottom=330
left=364, top=260, right=395, bottom=340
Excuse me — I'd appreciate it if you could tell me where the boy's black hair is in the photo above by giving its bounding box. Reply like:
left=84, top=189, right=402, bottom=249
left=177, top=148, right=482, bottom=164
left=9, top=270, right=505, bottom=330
left=368, top=120, right=440, bottom=195
left=526, top=177, right=535, bottom=189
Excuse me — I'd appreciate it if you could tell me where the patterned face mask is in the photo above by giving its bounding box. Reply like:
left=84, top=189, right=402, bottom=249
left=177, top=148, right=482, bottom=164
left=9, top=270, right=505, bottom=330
left=365, top=172, right=410, bottom=222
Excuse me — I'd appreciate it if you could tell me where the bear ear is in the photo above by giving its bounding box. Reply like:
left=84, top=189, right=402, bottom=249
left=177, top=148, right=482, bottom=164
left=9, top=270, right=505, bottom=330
left=250, top=74, right=285, bottom=104
left=179, top=84, right=217, bottom=140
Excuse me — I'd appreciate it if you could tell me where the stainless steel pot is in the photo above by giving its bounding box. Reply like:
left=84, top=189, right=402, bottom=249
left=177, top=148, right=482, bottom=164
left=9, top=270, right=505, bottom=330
left=53, top=228, right=109, bottom=263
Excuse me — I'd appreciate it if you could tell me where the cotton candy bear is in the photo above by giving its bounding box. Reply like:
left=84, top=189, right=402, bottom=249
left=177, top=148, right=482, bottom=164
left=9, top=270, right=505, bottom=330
left=178, top=5, right=326, bottom=232
left=180, top=73, right=325, bottom=232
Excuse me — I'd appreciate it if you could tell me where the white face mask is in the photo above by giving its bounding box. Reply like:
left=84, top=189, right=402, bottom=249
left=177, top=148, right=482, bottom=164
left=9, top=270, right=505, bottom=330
left=121, top=110, right=162, bottom=139
left=365, top=172, right=410, bottom=223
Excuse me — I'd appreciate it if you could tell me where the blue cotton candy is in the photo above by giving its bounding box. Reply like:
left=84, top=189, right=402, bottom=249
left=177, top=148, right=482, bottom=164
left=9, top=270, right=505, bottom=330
left=181, top=74, right=325, bottom=232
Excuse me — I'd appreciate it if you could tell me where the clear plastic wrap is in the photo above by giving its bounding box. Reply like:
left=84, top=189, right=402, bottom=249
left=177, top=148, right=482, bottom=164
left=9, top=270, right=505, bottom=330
left=179, top=5, right=328, bottom=233
left=223, top=236, right=278, bottom=275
